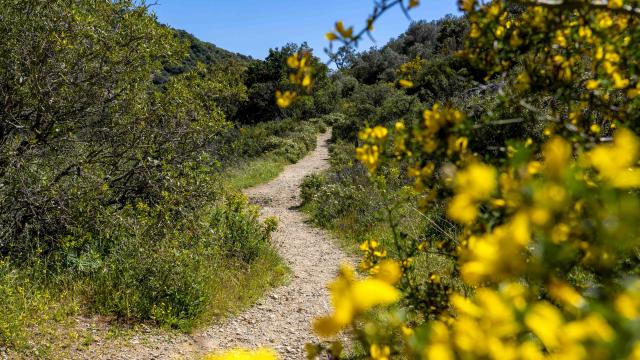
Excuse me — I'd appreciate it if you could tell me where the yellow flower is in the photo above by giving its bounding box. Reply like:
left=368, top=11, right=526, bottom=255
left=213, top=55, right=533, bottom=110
left=335, top=21, right=353, bottom=39
left=615, top=294, right=638, bottom=319
left=527, top=161, right=542, bottom=175
left=454, top=136, right=469, bottom=153
left=350, top=278, right=400, bottom=311
left=448, top=193, right=477, bottom=224
left=373, top=259, right=402, bottom=284
left=529, top=207, right=550, bottom=226
left=204, top=348, right=279, bottom=360
left=424, top=322, right=455, bottom=359
left=313, top=316, right=345, bottom=339
left=401, top=325, right=414, bottom=337
left=461, top=213, right=530, bottom=284
left=548, top=279, right=585, bottom=308
left=453, top=292, right=485, bottom=316
left=554, top=31, right=567, bottom=47
left=525, top=302, right=564, bottom=349
left=460, top=0, right=475, bottom=12
left=398, top=79, right=414, bottom=88
left=373, top=249, right=387, bottom=258
left=325, top=32, right=337, bottom=41
left=456, top=162, right=497, bottom=200
left=615, top=282, right=640, bottom=319
left=617, top=16, right=629, bottom=30
left=372, top=125, right=389, bottom=139
left=510, top=30, right=523, bottom=47
left=275, top=90, right=296, bottom=108
left=475, top=289, right=519, bottom=336
left=518, top=341, right=544, bottom=360
left=470, top=23, right=481, bottom=38
left=302, top=74, right=312, bottom=88
left=612, top=72, right=630, bottom=89
left=501, top=282, right=527, bottom=311
left=448, top=162, right=497, bottom=224
left=286, top=55, right=299, bottom=69
left=370, top=344, right=391, bottom=360
left=586, top=315, right=614, bottom=342
left=608, top=0, right=623, bottom=8
left=515, top=72, right=531, bottom=92
left=408, top=0, right=420, bottom=9
left=543, top=136, right=571, bottom=177
left=313, top=264, right=400, bottom=338
left=487, top=2, right=501, bottom=18
left=587, top=128, right=640, bottom=188
left=366, top=17, right=375, bottom=31
left=605, top=52, right=621, bottom=63
left=597, top=12, right=614, bottom=28
left=603, top=60, right=616, bottom=75
left=578, top=26, right=592, bottom=39
left=356, top=144, right=381, bottom=172
left=585, top=79, right=599, bottom=90
left=359, top=241, right=370, bottom=252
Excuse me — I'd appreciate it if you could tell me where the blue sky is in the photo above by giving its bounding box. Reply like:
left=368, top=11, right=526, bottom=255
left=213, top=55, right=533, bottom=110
left=151, top=1, right=460, bottom=61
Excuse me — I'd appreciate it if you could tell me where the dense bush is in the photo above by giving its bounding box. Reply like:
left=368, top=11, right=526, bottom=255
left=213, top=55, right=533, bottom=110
left=0, top=0, right=227, bottom=258
left=300, top=140, right=397, bottom=244
left=213, top=118, right=321, bottom=165
left=88, top=193, right=275, bottom=330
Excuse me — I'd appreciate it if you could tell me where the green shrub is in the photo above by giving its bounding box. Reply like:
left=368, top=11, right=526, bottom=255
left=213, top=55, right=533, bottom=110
left=319, top=112, right=346, bottom=127
left=215, top=118, right=319, bottom=164
left=331, top=115, right=361, bottom=143
left=87, top=193, right=276, bottom=331
left=300, top=174, right=327, bottom=205
left=307, top=117, right=329, bottom=133
left=270, top=139, right=308, bottom=163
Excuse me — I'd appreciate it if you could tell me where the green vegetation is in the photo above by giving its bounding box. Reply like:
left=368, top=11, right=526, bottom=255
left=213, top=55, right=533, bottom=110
left=0, top=0, right=336, bottom=355
left=7, top=0, right=639, bottom=358
left=224, top=118, right=327, bottom=190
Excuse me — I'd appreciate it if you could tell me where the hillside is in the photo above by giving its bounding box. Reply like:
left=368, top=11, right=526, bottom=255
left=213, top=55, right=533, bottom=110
left=155, top=29, right=252, bottom=84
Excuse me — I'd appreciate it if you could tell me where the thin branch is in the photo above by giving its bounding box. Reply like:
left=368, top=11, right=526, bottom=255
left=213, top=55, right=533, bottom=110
left=473, top=118, right=525, bottom=129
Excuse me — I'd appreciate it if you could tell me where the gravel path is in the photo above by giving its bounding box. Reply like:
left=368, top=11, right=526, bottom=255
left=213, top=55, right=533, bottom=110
left=194, top=129, right=350, bottom=359
left=75, top=130, right=350, bottom=359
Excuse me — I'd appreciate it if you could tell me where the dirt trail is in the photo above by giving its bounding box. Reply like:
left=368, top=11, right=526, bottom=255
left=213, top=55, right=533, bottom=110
left=81, top=130, right=349, bottom=359
left=193, top=129, right=349, bottom=359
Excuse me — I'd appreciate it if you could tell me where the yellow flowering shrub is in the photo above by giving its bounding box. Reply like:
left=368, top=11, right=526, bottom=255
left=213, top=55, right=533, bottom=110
left=305, top=1, right=640, bottom=359
left=269, top=0, right=640, bottom=359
